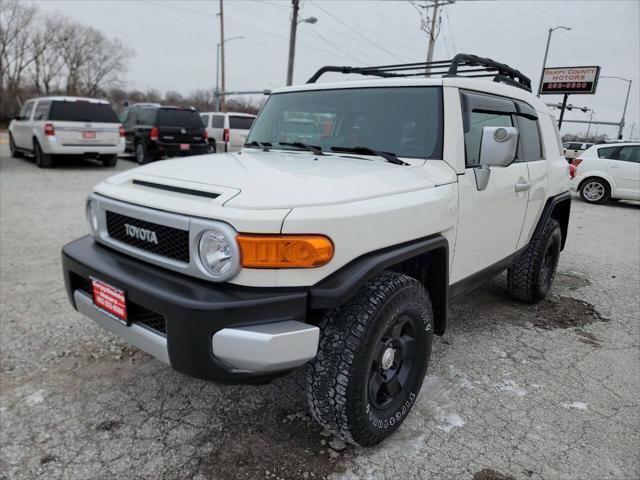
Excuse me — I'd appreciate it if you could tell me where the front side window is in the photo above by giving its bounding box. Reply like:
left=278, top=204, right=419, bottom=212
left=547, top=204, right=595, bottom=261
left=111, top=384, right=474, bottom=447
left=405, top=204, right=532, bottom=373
left=33, top=101, right=51, bottom=121
left=48, top=101, right=119, bottom=123
left=617, top=145, right=639, bottom=163
left=247, top=87, right=444, bottom=159
left=597, top=146, right=618, bottom=159
left=20, top=101, right=35, bottom=120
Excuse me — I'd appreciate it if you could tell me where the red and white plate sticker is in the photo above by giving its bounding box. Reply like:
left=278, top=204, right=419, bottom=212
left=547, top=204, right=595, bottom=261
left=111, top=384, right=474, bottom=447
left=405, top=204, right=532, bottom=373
left=91, top=278, right=128, bottom=323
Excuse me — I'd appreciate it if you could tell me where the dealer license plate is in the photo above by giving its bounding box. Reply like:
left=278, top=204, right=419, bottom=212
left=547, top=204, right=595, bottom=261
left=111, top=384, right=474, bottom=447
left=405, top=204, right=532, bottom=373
left=91, top=278, right=128, bottom=324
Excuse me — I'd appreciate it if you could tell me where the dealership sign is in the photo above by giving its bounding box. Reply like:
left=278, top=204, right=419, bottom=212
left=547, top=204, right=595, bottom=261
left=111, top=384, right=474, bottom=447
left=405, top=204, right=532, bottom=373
left=539, top=66, right=601, bottom=95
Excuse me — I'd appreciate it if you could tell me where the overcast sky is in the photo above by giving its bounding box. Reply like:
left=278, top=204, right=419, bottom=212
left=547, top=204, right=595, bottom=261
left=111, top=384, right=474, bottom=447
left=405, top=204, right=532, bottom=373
left=36, top=0, right=640, bottom=139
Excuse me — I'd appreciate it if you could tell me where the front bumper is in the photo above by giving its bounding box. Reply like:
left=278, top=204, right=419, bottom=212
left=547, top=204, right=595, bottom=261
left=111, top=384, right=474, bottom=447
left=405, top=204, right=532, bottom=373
left=62, top=236, right=317, bottom=383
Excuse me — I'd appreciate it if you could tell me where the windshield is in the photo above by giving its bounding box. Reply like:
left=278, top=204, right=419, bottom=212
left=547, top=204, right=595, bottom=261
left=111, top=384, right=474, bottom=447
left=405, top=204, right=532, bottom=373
left=48, top=101, right=119, bottom=123
left=246, top=87, right=443, bottom=159
left=157, top=109, right=203, bottom=128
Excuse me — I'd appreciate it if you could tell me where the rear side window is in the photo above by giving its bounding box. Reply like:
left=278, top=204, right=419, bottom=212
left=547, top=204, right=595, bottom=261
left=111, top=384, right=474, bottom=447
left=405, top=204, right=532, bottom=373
left=229, top=116, right=255, bottom=130
left=137, top=108, right=157, bottom=125
left=157, top=109, right=203, bottom=128
left=200, top=114, right=210, bottom=128
left=49, top=101, right=119, bottom=123
left=617, top=145, right=639, bottom=163
left=516, top=116, right=543, bottom=161
left=33, top=101, right=51, bottom=121
left=211, top=115, right=224, bottom=128
left=597, top=146, right=618, bottom=159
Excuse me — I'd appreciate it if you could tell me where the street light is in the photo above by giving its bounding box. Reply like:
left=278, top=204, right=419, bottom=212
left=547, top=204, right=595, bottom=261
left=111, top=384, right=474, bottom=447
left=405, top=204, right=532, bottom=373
left=215, top=36, right=244, bottom=111
left=601, top=75, right=633, bottom=139
left=286, top=0, right=319, bottom=86
left=537, top=25, right=572, bottom=97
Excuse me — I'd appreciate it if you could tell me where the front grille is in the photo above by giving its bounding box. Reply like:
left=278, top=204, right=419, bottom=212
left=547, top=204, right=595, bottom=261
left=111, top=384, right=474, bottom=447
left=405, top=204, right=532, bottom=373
left=106, top=211, right=190, bottom=263
left=71, top=273, right=167, bottom=336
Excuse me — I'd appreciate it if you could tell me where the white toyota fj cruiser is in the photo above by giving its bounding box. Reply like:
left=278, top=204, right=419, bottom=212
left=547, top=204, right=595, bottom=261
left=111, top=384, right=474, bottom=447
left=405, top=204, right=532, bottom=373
left=62, top=55, right=571, bottom=446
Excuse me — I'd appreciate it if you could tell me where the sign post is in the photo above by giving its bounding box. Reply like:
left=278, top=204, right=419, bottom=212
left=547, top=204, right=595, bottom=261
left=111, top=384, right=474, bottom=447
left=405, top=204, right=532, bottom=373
left=538, top=66, right=601, bottom=129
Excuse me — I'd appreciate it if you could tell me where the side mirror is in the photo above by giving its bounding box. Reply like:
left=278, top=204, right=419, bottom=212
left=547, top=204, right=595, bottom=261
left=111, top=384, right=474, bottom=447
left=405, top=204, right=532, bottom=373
left=474, top=126, right=518, bottom=191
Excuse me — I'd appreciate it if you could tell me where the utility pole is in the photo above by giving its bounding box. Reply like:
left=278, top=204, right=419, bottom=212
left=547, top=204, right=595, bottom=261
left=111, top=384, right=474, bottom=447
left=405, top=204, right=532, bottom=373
left=425, top=0, right=439, bottom=76
left=286, top=0, right=300, bottom=86
left=536, top=26, right=571, bottom=97
left=585, top=109, right=594, bottom=140
left=219, top=0, right=226, bottom=112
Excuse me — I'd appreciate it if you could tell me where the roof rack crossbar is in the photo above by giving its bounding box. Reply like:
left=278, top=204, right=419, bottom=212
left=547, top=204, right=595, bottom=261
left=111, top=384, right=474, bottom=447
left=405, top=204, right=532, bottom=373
left=306, top=53, right=532, bottom=92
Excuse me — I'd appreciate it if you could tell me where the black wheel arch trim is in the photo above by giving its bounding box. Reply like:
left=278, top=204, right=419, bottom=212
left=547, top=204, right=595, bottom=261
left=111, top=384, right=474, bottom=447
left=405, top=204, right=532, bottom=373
left=309, top=234, right=449, bottom=336
left=531, top=190, right=571, bottom=251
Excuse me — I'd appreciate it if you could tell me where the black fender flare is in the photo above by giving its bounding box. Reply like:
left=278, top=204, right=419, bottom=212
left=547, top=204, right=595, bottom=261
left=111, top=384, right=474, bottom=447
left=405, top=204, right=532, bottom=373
left=309, top=234, right=449, bottom=335
left=531, top=191, right=571, bottom=250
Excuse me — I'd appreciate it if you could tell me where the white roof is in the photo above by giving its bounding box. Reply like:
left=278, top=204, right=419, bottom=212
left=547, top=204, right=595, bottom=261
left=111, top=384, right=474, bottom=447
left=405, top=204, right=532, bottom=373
left=200, top=111, right=256, bottom=117
left=28, top=96, right=110, bottom=104
left=593, top=142, right=639, bottom=148
left=271, top=76, right=549, bottom=113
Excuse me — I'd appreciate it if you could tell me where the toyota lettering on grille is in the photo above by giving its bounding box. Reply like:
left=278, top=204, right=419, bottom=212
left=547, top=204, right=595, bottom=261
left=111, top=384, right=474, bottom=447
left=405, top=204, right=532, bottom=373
left=124, top=223, right=159, bottom=244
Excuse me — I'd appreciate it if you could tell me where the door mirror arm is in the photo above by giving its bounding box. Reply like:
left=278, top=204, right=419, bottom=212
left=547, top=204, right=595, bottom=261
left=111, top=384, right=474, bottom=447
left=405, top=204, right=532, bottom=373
left=474, top=126, right=519, bottom=191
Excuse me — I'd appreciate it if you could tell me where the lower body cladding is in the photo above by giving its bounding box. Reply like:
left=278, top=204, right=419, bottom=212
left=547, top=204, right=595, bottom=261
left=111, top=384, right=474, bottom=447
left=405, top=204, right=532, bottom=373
left=62, top=236, right=318, bottom=383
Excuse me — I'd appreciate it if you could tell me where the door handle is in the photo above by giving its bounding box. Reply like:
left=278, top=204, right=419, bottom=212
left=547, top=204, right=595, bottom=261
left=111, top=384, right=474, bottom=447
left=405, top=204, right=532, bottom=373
left=515, top=181, right=531, bottom=192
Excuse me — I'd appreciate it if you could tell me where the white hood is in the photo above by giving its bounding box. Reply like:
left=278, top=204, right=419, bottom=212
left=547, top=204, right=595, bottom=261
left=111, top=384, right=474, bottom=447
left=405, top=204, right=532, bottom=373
left=101, top=150, right=442, bottom=210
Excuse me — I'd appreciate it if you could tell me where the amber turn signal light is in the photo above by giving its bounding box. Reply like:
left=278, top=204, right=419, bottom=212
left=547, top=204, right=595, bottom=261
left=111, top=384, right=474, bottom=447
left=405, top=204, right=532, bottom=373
left=237, top=234, right=334, bottom=268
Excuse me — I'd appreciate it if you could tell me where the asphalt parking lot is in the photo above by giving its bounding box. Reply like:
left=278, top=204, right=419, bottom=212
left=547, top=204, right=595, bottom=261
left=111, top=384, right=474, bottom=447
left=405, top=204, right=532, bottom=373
left=1, top=135, right=639, bottom=480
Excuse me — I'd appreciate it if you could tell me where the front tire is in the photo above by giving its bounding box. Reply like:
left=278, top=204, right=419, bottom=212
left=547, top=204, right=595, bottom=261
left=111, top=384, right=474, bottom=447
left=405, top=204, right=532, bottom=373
left=580, top=178, right=610, bottom=204
left=507, top=218, right=562, bottom=303
left=306, top=271, right=433, bottom=447
left=34, top=140, right=53, bottom=168
left=9, top=134, right=23, bottom=158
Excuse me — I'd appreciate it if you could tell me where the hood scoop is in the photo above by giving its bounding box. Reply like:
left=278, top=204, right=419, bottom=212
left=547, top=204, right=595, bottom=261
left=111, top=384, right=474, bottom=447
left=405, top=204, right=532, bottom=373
left=132, top=179, right=220, bottom=199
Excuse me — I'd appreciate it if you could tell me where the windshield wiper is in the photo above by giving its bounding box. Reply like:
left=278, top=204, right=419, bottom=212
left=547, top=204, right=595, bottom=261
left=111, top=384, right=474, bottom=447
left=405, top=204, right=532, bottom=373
left=330, top=146, right=407, bottom=165
left=278, top=142, right=325, bottom=156
left=245, top=140, right=272, bottom=151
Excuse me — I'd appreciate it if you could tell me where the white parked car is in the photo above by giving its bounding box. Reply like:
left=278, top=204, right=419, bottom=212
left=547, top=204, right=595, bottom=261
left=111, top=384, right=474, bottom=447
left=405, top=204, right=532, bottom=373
left=563, top=141, right=594, bottom=161
left=570, top=142, right=640, bottom=203
left=200, top=111, right=256, bottom=153
left=62, top=54, right=571, bottom=447
left=9, top=96, right=125, bottom=168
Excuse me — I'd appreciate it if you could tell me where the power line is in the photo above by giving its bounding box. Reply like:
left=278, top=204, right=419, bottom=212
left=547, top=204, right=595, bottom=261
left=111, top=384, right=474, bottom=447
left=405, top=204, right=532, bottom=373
left=310, top=1, right=408, bottom=63
left=305, top=27, right=370, bottom=65
left=444, top=7, right=457, bottom=54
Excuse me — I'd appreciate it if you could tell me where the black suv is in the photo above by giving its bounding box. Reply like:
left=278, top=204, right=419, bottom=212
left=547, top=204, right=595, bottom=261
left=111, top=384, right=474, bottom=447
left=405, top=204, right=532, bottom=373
left=121, top=104, right=209, bottom=164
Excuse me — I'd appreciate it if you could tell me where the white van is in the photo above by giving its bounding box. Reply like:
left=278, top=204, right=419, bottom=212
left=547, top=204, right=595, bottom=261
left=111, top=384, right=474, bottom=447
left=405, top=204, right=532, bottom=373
left=8, top=96, right=124, bottom=168
left=200, top=111, right=256, bottom=153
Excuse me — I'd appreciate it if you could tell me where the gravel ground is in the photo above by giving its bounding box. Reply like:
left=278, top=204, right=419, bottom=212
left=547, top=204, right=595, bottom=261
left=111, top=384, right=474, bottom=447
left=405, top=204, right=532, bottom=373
left=1, top=135, right=639, bottom=480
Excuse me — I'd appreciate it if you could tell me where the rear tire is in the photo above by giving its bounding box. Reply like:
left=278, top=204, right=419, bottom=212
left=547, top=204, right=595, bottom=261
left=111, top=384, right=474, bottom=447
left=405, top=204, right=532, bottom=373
left=507, top=218, right=561, bottom=303
left=208, top=140, right=217, bottom=153
left=102, top=155, right=118, bottom=167
left=9, top=134, right=23, bottom=158
left=34, top=140, right=53, bottom=168
left=579, top=177, right=610, bottom=204
left=306, top=271, right=433, bottom=447
left=135, top=141, right=149, bottom=164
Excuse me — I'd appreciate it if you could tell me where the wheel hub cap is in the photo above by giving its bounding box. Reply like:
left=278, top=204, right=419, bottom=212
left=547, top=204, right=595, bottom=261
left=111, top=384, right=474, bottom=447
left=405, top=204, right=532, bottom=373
left=381, top=347, right=395, bottom=371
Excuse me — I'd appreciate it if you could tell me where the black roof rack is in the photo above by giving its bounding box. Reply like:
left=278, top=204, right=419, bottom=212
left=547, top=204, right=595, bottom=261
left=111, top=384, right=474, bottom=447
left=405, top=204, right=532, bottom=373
left=306, top=53, right=532, bottom=92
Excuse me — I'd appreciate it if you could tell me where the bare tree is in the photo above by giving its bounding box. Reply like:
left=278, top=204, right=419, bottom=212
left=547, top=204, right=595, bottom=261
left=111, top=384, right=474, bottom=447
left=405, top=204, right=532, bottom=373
left=30, top=15, right=66, bottom=94
left=0, top=0, right=38, bottom=114
left=80, top=29, right=133, bottom=97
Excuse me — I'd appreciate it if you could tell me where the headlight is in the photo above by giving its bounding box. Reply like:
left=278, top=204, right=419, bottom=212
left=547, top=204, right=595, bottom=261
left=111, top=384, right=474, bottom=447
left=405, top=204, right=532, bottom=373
left=86, top=198, right=99, bottom=234
left=198, top=228, right=240, bottom=281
